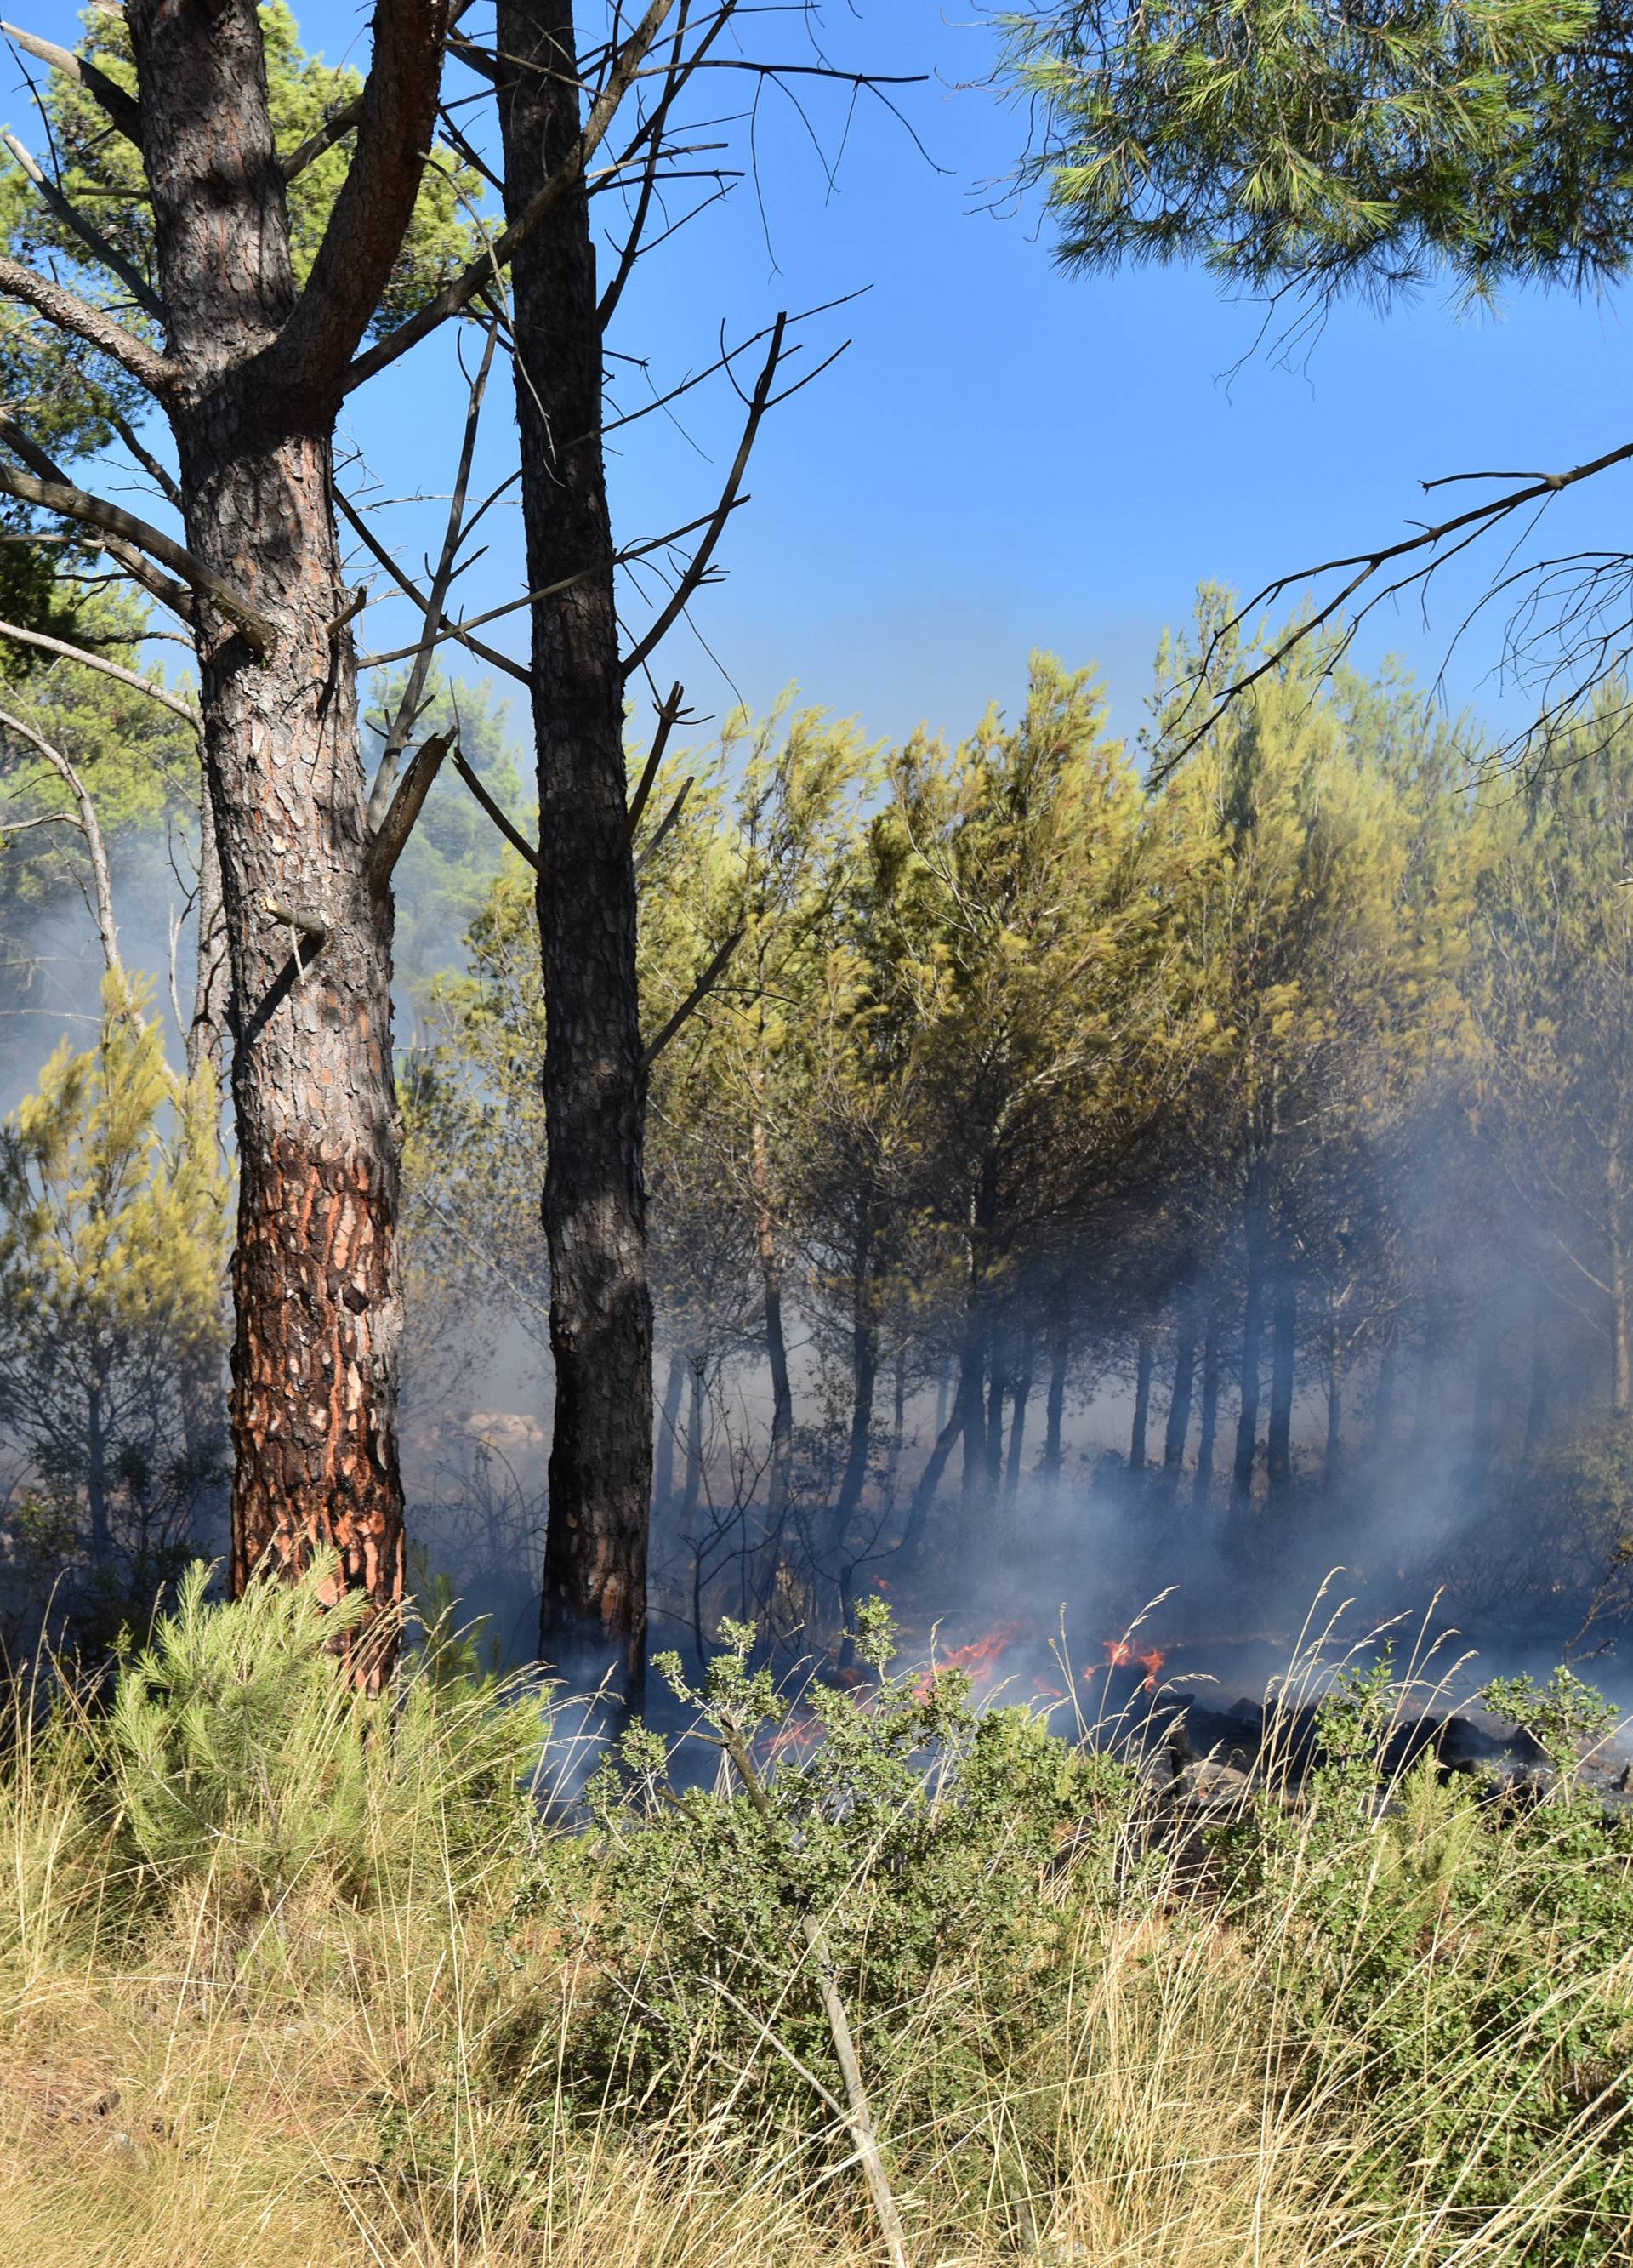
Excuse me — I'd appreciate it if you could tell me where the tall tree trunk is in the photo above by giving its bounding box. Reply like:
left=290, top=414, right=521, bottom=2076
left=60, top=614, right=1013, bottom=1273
left=984, top=1328, right=1007, bottom=1490
left=828, top=1212, right=879, bottom=1553
left=1162, top=1275, right=1198, bottom=1487
left=959, top=1154, right=999, bottom=1509
left=1129, top=1328, right=1154, bottom=1474
left=751, top=1108, right=795, bottom=1523
left=894, top=1401, right=964, bottom=1567
left=681, top=1351, right=706, bottom=1522
left=1373, top=1328, right=1399, bottom=1449
left=1193, top=1305, right=1221, bottom=1515
left=1043, top=1276, right=1069, bottom=1487
left=882, top=1353, right=907, bottom=1514
left=655, top=1350, right=684, bottom=1511
left=497, top=0, right=652, bottom=1698
left=1004, top=1339, right=1032, bottom=1504
left=127, top=0, right=448, bottom=1681
left=1233, top=1161, right=1271, bottom=1502
left=1266, top=1268, right=1296, bottom=1500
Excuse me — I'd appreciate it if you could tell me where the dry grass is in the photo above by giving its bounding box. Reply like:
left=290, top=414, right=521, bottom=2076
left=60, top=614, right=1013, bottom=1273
left=0, top=1608, right=1628, bottom=2268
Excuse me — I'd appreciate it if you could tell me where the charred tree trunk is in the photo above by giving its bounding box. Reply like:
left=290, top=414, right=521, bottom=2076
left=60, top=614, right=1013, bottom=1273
left=1129, top=1329, right=1154, bottom=1474
left=655, top=1350, right=684, bottom=1511
left=1266, top=1268, right=1296, bottom=1500
left=497, top=0, right=652, bottom=1698
left=1193, top=1305, right=1221, bottom=1516
left=124, top=0, right=449, bottom=1681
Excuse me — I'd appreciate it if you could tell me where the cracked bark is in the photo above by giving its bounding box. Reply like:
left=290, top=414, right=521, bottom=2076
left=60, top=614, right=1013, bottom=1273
left=496, top=0, right=653, bottom=1701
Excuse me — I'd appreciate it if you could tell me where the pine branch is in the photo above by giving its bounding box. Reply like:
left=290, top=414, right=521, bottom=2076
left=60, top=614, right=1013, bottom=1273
left=0, top=251, right=174, bottom=394
left=2, top=132, right=164, bottom=321
left=0, top=20, right=144, bottom=147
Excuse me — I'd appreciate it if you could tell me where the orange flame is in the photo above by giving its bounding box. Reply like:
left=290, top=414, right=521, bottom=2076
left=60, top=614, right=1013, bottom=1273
left=1089, top=1638, right=1167, bottom=1691
left=915, top=1620, right=1021, bottom=1700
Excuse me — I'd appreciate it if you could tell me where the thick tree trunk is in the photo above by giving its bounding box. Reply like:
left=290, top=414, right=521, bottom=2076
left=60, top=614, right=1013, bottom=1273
left=497, top=0, right=652, bottom=1697
left=1129, top=1329, right=1154, bottom=1473
left=126, top=0, right=445, bottom=1680
left=655, top=1350, right=684, bottom=1511
left=1266, top=1269, right=1296, bottom=1499
left=1162, top=1276, right=1198, bottom=1485
left=1193, top=1307, right=1220, bottom=1516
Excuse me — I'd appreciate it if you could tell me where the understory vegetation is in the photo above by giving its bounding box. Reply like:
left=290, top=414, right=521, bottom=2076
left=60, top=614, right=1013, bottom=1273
left=2, top=1571, right=1630, bottom=2268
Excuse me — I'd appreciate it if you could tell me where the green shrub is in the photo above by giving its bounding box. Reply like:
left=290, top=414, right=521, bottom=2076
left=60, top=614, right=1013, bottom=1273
left=94, top=1555, right=551, bottom=1911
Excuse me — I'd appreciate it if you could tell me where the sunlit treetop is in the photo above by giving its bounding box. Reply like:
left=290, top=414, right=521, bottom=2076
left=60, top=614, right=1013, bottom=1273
left=1001, top=1, right=1633, bottom=304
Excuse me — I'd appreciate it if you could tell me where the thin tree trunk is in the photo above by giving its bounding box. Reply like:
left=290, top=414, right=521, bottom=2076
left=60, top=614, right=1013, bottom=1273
left=86, top=1376, right=111, bottom=1570
left=1162, top=1276, right=1198, bottom=1486
left=1374, top=1328, right=1399, bottom=1449
left=1129, top=1328, right=1153, bottom=1474
left=894, top=1401, right=964, bottom=1567
left=497, top=0, right=653, bottom=1699
left=750, top=1108, right=795, bottom=1523
left=829, top=1215, right=879, bottom=1553
left=655, top=1350, right=684, bottom=1511
left=984, top=1329, right=1007, bottom=1490
left=961, top=1153, right=999, bottom=1508
left=881, top=1352, right=907, bottom=1514
left=1004, top=1343, right=1032, bottom=1503
left=681, top=1352, right=706, bottom=1522
left=1193, top=1305, right=1221, bottom=1516
left=1043, top=1278, right=1069, bottom=1487
left=1233, top=1163, right=1270, bottom=1502
left=1267, top=1268, right=1296, bottom=1500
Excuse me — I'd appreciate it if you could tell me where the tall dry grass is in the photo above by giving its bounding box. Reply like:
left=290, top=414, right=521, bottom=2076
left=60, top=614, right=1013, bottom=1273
left=0, top=1580, right=1627, bottom=2267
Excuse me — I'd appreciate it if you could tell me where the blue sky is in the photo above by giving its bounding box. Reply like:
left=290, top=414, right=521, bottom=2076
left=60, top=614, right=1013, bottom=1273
left=15, top=0, right=1633, bottom=761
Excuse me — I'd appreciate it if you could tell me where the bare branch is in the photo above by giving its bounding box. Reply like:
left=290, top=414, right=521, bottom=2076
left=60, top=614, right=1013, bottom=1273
left=452, top=744, right=538, bottom=868
left=368, top=727, right=454, bottom=887
left=633, top=774, right=692, bottom=875
left=639, top=921, right=742, bottom=1072
left=110, top=408, right=181, bottom=510
left=366, top=317, right=497, bottom=834
left=333, top=482, right=530, bottom=686
left=0, top=20, right=143, bottom=147
left=340, top=0, right=679, bottom=397
left=0, top=699, right=121, bottom=972
left=621, top=309, right=788, bottom=679
left=0, top=250, right=174, bottom=394
left=0, top=614, right=199, bottom=722
left=0, top=454, right=272, bottom=652
left=617, top=679, right=688, bottom=854
left=2, top=131, right=164, bottom=321
left=280, top=94, right=364, bottom=182
left=1158, top=436, right=1633, bottom=777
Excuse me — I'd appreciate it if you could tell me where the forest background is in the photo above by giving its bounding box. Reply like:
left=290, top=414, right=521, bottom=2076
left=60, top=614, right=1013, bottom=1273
left=0, top=0, right=1631, bottom=1691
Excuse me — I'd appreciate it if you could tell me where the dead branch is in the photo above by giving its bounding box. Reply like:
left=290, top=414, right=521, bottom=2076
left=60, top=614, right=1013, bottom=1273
left=452, top=744, right=539, bottom=869
left=0, top=455, right=272, bottom=652
left=640, top=920, right=741, bottom=1072
left=281, top=94, right=364, bottom=182
left=0, top=250, right=174, bottom=394
left=332, top=482, right=530, bottom=686
left=0, top=699, right=121, bottom=973
left=0, top=20, right=144, bottom=147
left=368, top=728, right=455, bottom=888
left=3, top=131, right=165, bottom=320
left=0, top=614, right=199, bottom=722
left=617, top=678, right=689, bottom=855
